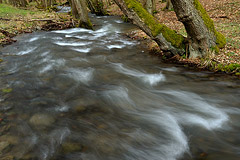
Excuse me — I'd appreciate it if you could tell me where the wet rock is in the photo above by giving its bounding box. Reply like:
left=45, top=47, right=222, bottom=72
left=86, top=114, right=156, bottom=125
left=0, top=124, right=13, bottom=135
left=61, top=142, right=83, bottom=154
left=0, top=135, right=19, bottom=145
left=29, top=113, right=55, bottom=127
left=73, top=105, right=87, bottom=113
left=0, top=155, right=15, bottom=160
left=19, top=153, right=38, bottom=160
left=0, top=141, right=10, bottom=154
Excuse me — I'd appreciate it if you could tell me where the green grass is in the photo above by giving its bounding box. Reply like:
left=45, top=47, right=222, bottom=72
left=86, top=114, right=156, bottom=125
left=0, top=4, right=34, bottom=18
left=215, top=22, right=240, bottom=49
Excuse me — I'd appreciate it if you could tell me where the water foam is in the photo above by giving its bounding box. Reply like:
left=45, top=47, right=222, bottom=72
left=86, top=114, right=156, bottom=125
left=52, top=28, right=92, bottom=34
left=17, top=47, right=37, bottom=55
left=113, top=63, right=165, bottom=86
left=102, top=86, right=136, bottom=110
left=28, top=37, right=39, bottom=42
left=39, top=59, right=65, bottom=74
left=66, top=68, right=94, bottom=84
left=54, top=41, right=92, bottom=47
left=107, top=44, right=126, bottom=49
left=71, top=48, right=91, bottom=53
left=157, top=90, right=229, bottom=130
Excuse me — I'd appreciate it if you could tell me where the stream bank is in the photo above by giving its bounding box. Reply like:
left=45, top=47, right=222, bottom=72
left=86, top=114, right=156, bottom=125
left=0, top=3, right=76, bottom=47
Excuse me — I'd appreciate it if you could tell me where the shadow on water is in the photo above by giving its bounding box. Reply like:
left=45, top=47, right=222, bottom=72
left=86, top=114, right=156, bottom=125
left=0, top=14, right=240, bottom=160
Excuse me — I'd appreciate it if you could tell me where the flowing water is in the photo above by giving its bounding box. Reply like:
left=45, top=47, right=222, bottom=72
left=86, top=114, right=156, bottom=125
left=0, top=15, right=240, bottom=160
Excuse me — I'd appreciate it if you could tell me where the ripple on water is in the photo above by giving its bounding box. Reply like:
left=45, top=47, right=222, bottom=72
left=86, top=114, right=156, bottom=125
left=39, top=58, right=65, bottom=74
left=65, top=67, right=94, bottom=84
left=16, top=47, right=37, bottom=55
left=155, top=90, right=229, bottom=130
left=112, top=63, right=165, bottom=86
left=52, top=28, right=93, bottom=34
left=71, top=48, right=91, bottom=53
left=54, top=41, right=92, bottom=47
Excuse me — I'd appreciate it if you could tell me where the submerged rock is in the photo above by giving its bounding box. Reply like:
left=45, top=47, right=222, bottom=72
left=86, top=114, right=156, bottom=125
left=73, top=105, right=87, bottom=113
left=0, top=135, right=19, bottom=145
left=0, top=141, right=10, bottom=154
left=29, top=113, right=55, bottom=127
left=61, top=142, right=83, bottom=154
left=0, top=155, right=15, bottom=160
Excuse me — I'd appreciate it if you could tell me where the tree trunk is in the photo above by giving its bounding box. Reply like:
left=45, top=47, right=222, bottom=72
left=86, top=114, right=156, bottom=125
left=152, top=0, right=156, bottom=12
left=165, top=0, right=173, bottom=11
left=171, top=0, right=226, bottom=58
left=139, top=0, right=153, bottom=14
left=19, top=0, right=28, bottom=7
left=86, top=0, right=108, bottom=16
left=113, top=0, right=185, bottom=56
left=70, top=0, right=79, bottom=19
left=113, top=0, right=226, bottom=58
left=71, top=0, right=93, bottom=29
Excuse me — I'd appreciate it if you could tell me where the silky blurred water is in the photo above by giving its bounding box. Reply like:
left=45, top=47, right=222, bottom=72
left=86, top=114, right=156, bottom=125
left=0, top=15, right=240, bottom=160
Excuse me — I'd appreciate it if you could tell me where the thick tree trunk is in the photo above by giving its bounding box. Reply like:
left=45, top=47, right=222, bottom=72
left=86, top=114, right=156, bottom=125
left=71, top=0, right=93, bottom=29
left=171, top=0, right=226, bottom=58
left=113, top=0, right=185, bottom=56
left=70, top=0, right=79, bottom=19
left=86, top=0, right=108, bottom=16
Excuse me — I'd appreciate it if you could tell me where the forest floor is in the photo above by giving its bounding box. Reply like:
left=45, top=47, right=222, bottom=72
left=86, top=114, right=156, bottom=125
left=108, top=0, right=240, bottom=76
left=0, top=3, right=75, bottom=46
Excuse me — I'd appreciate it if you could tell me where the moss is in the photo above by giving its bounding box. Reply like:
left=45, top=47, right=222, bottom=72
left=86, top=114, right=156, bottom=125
left=121, top=15, right=129, bottom=22
left=210, top=45, right=220, bottom=53
left=124, top=0, right=185, bottom=49
left=193, top=0, right=226, bottom=49
left=78, top=20, right=93, bottom=30
left=235, top=72, right=240, bottom=76
left=0, top=59, right=3, bottom=63
left=1, top=88, right=12, bottom=93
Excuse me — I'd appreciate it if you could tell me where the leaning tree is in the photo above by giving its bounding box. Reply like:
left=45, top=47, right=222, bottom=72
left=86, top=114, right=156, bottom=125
left=113, top=0, right=226, bottom=58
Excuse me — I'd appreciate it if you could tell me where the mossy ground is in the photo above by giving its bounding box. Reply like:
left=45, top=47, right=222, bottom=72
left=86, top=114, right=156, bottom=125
left=0, top=2, right=74, bottom=46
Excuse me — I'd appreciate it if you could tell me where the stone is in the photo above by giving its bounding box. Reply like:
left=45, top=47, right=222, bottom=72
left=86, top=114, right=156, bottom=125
left=29, top=113, right=55, bottom=127
left=0, top=141, right=10, bottom=154
left=0, top=135, right=19, bottom=144
left=61, top=142, right=83, bottom=154
left=74, top=106, right=87, bottom=113
left=0, top=155, right=15, bottom=160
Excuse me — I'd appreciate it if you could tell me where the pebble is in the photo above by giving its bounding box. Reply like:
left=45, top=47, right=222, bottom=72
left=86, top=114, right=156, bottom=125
left=29, top=113, right=55, bottom=127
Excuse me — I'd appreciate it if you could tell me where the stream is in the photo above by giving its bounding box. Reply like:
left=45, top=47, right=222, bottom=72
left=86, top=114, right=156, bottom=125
left=0, top=15, right=240, bottom=160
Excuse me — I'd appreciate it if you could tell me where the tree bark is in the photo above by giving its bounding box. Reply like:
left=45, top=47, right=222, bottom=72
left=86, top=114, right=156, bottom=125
left=85, top=0, right=108, bottom=16
left=171, top=0, right=226, bottom=58
left=113, top=0, right=185, bottom=56
left=165, top=0, right=173, bottom=11
left=152, top=0, right=156, bottom=12
left=71, top=0, right=93, bottom=29
left=139, top=0, right=153, bottom=14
